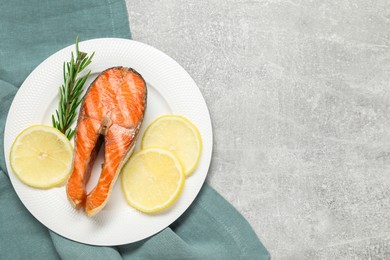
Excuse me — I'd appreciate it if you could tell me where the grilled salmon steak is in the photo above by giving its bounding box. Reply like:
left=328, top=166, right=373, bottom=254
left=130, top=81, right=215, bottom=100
left=66, top=67, right=147, bottom=217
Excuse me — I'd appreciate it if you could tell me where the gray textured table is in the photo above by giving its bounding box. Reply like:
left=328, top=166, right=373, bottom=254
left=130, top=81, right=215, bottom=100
left=125, top=1, right=390, bottom=259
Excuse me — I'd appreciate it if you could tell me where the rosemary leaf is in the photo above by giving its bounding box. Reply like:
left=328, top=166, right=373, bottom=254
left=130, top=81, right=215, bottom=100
left=67, top=129, right=76, bottom=140
left=63, top=63, right=66, bottom=82
left=51, top=115, right=57, bottom=128
left=74, top=97, right=84, bottom=110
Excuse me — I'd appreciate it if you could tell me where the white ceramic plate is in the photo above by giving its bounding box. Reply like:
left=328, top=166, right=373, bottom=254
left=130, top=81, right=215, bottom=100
left=4, top=38, right=213, bottom=246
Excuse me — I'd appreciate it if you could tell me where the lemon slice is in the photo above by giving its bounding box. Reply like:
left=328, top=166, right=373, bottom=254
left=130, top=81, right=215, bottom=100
left=10, top=125, right=73, bottom=189
left=121, top=148, right=185, bottom=213
left=141, top=115, right=202, bottom=176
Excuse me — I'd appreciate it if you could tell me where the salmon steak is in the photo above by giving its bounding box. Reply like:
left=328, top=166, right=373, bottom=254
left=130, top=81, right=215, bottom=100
left=66, top=67, right=147, bottom=217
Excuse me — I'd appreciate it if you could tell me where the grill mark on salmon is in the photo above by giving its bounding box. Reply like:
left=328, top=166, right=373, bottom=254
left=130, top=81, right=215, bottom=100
left=66, top=67, right=147, bottom=216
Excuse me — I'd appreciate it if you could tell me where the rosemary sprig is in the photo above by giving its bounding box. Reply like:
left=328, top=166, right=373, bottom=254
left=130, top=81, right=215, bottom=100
left=52, top=37, right=95, bottom=139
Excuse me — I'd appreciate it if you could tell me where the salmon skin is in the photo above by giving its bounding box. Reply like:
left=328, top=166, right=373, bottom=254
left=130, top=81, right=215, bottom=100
left=66, top=66, right=147, bottom=217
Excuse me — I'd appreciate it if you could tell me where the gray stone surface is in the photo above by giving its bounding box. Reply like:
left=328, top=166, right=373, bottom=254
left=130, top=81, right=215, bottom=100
left=125, top=1, right=390, bottom=259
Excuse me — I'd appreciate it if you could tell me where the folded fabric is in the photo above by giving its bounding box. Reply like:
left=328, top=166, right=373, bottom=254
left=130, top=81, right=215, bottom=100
left=0, top=0, right=269, bottom=259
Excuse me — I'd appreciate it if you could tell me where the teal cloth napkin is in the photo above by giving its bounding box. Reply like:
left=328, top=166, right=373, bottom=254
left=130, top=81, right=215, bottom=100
left=0, top=0, right=270, bottom=259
